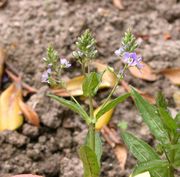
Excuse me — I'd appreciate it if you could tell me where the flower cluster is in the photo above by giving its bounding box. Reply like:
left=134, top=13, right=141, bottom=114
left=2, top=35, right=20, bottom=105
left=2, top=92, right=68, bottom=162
left=42, top=46, right=71, bottom=85
left=115, top=30, right=142, bottom=70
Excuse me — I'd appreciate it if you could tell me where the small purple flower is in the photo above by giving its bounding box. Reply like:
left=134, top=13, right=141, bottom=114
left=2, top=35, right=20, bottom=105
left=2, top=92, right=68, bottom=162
left=115, top=47, right=124, bottom=56
left=60, top=58, right=71, bottom=68
left=122, top=52, right=143, bottom=69
left=41, top=68, right=51, bottom=83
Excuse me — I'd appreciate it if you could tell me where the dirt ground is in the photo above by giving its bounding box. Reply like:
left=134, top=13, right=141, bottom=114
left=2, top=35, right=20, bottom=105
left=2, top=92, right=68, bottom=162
left=0, top=0, right=180, bottom=177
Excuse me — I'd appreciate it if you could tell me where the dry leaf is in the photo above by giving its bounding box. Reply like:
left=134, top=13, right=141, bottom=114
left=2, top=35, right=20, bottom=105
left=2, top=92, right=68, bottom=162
left=129, top=171, right=151, bottom=177
left=113, top=0, right=124, bottom=10
left=163, top=33, right=171, bottom=40
left=101, top=126, right=127, bottom=170
left=129, top=62, right=157, bottom=81
left=94, top=102, right=114, bottom=131
left=114, top=144, right=127, bottom=170
left=52, top=62, right=117, bottom=97
left=121, top=80, right=155, bottom=104
left=92, top=61, right=117, bottom=88
left=0, top=48, right=7, bottom=87
left=0, top=0, right=7, bottom=7
left=12, top=175, right=43, bottom=177
left=18, top=99, right=40, bottom=127
left=0, top=83, right=23, bottom=131
left=173, top=91, right=180, bottom=108
left=160, top=68, right=180, bottom=85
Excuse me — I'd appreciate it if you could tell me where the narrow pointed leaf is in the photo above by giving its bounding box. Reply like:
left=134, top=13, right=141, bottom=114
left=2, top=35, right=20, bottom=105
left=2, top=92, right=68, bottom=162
left=0, top=83, right=23, bottom=131
left=133, top=160, right=169, bottom=176
left=121, top=131, right=165, bottom=177
left=85, top=131, right=102, bottom=165
left=83, top=72, right=101, bottom=97
left=130, top=171, right=150, bottom=177
left=131, top=87, right=169, bottom=143
left=79, top=145, right=100, bottom=177
left=96, top=93, right=130, bottom=120
left=48, top=94, right=91, bottom=124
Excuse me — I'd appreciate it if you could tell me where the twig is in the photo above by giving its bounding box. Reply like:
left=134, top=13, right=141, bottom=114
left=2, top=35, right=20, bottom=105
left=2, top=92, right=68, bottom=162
left=5, top=69, right=37, bottom=93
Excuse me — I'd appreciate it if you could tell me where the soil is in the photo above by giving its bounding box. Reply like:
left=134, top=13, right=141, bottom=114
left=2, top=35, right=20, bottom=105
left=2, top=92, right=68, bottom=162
left=0, top=0, right=180, bottom=177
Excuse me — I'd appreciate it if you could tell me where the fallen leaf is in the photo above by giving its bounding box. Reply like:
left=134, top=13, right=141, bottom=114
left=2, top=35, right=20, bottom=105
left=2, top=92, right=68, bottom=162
left=101, top=126, right=127, bottom=170
left=94, top=102, right=114, bottom=131
left=18, top=99, right=40, bottom=127
left=0, top=83, right=23, bottom=131
left=121, top=80, right=155, bottom=104
left=163, top=33, right=171, bottom=40
left=0, top=0, right=7, bottom=7
left=52, top=62, right=117, bottom=97
left=92, top=61, right=117, bottom=88
left=129, top=171, right=151, bottom=177
left=112, top=0, right=124, bottom=10
left=173, top=91, right=180, bottom=108
left=129, top=62, right=157, bottom=81
left=114, top=144, right=127, bottom=170
left=12, top=175, right=43, bottom=177
left=0, top=48, right=7, bottom=87
left=160, top=68, right=180, bottom=85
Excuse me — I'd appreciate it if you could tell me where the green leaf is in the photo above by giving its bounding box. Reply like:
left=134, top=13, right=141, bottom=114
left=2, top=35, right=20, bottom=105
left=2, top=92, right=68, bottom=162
left=96, top=93, right=130, bottom=120
left=48, top=94, right=91, bottom=124
left=82, top=72, right=101, bottom=97
left=156, top=92, right=168, bottom=109
left=121, top=131, right=166, bottom=177
left=173, top=143, right=180, bottom=168
left=133, top=160, right=169, bottom=176
left=79, top=145, right=100, bottom=177
left=85, top=131, right=103, bottom=165
left=131, top=87, right=169, bottom=143
left=158, top=107, right=177, bottom=132
left=121, top=132, right=160, bottom=162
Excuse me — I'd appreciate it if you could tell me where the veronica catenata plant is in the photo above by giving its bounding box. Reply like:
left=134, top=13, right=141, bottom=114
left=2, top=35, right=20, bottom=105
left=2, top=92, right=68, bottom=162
left=42, top=29, right=143, bottom=177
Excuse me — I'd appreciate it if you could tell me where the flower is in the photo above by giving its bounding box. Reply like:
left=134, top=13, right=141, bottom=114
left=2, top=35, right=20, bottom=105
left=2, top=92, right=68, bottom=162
left=60, top=58, right=71, bottom=68
left=115, top=47, right=124, bottom=56
left=122, top=52, right=143, bottom=69
left=41, top=68, right=51, bottom=83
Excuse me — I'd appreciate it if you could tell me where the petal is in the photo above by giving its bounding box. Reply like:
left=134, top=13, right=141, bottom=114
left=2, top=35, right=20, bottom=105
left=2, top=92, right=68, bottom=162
left=130, top=52, right=137, bottom=60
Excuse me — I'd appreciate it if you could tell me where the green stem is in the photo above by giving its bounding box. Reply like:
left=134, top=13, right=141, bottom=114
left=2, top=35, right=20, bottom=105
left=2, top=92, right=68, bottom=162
left=99, top=64, right=128, bottom=112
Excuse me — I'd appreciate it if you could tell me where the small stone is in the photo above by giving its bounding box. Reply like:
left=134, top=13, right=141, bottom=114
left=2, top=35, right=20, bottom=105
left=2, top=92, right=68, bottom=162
left=22, top=124, right=39, bottom=138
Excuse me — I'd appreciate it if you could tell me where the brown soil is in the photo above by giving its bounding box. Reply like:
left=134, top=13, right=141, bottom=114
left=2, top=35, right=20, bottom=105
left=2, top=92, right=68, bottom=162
left=0, top=0, right=180, bottom=177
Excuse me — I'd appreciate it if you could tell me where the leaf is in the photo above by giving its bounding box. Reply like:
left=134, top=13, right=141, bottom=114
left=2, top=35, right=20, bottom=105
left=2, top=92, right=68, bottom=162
left=121, top=132, right=165, bottom=177
left=158, top=107, right=177, bottom=132
left=0, top=83, right=23, bottom=131
left=85, top=131, right=103, bottom=165
left=48, top=94, right=91, bottom=124
left=18, top=99, right=40, bottom=127
left=156, top=92, right=168, bottom=109
left=131, top=87, right=169, bottom=143
left=83, top=72, right=101, bottom=97
left=112, top=0, right=124, bottom=10
left=121, top=132, right=160, bottom=162
left=96, top=93, right=130, bottom=120
left=78, top=145, right=100, bottom=177
left=52, top=64, right=116, bottom=97
left=12, top=175, right=43, bottom=177
left=0, top=48, right=7, bottom=87
left=129, top=171, right=151, bottom=177
left=160, top=68, right=180, bottom=85
left=114, top=144, right=127, bottom=170
left=133, top=160, right=169, bottom=176
left=121, top=80, right=155, bottom=104
left=94, top=103, right=114, bottom=131
left=129, top=62, right=157, bottom=81
left=92, top=61, right=117, bottom=89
